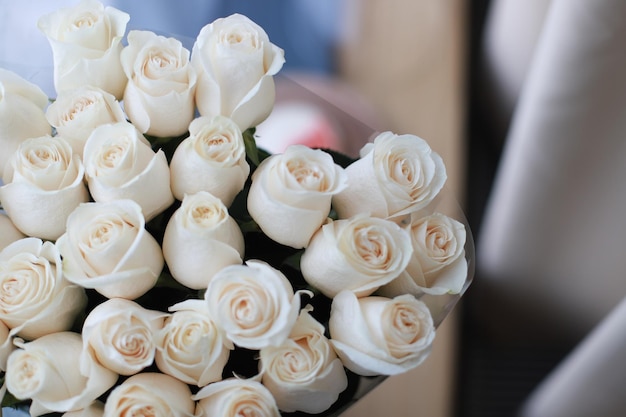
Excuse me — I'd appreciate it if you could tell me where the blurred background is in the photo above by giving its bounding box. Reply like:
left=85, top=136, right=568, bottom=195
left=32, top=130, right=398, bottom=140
left=3, top=0, right=626, bottom=416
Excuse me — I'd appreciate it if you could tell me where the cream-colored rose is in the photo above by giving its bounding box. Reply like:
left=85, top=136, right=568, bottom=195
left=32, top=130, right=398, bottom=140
left=5, top=332, right=118, bottom=417
left=329, top=291, right=435, bottom=376
left=104, top=372, right=195, bottom=417
left=247, top=145, right=347, bottom=249
left=37, top=0, right=129, bottom=98
left=300, top=215, right=413, bottom=298
left=333, top=131, right=447, bottom=220
left=0, top=69, right=51, bottom=174
left=194, top=378, right=280, bottom=417
left=62, top=401, right=105, bottom=417
left=260, top=308, right=348, bottom=414
left=45, top=85, right=126, bottom=155
left=0, top=238, right=87, bottom=341
left=191, top=13, right=285, bottom=130
left=162, top=191, right=244, bottom=289
left=0, top=213, right=25, bottom=251
left=0, top=318, right=14, bottom=371
left=83, top=121, right=174, bottom=221
left=205, top=260, right=303, bottom=350
left=155, top=299, right=231, bottom=386
left=0, top=135, right=90, bottom=240
left=81, top=298, right=165, bottom=376
left=121, top=30, right=197, bottom=137
left=56, top=200, right=163, bottom=299
left=169, top=115, right=249, bottom=206
left=379, top=212, right=468, bottom=297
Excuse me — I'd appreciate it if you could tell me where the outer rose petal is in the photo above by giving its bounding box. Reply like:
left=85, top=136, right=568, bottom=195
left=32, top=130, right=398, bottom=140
left=0, top=69, right=51, bottom=174
left=0, top=213, right=26, bottom=251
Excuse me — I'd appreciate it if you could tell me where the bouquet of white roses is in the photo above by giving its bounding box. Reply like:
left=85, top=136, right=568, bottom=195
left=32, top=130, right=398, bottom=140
left=0, top=1, right=473, bottom=416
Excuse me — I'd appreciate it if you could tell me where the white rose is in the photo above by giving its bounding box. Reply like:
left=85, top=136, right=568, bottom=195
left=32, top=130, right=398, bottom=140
left=45, top=85, right=126, bottom=155
left=0, top=213, right=26, bottom=251
left=205, top=260, right=303, bottom=350
left=0, top=238, right=87, bottom=340
left=379, top=212, right=468, bottom=297
left=104, top=372, right=195, bottom=417
left=333, top=131, right=447, bottom=220
left=194, top=378, right=280, bottom=417
left=155, top=299, right=231, bottom=386
left=0, top=69, right=51, bottom=174
left=169, top=115, right=250, bottom=206
left=162, top=191, right=244, bottom=290
left=300, top=215, right=413, bottom=298
left=83, top=121, right=174, bottom=221
left=37, top=0, right=129, bottom=98
left=62, top=402, right=105, bottom=417
left=0, top=135, right=90, bottom=240
left=329, top=291, right=435, bottom=376
left=247, top=145, right=347, bottom=249
left=121, top=30, right=197, bottom=137
left=5, top=332, right=118, bottom=417
left=81, top=298, right=165, bottom=376
left=191, top=13, right=285, bottom=130
left=260, top=308, right=348, bottom=414
left=56, top=200, right=163, bottom=300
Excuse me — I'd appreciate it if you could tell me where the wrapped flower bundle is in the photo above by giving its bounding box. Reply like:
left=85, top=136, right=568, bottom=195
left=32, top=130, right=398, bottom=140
left=0, top=1, right=473, bottom=416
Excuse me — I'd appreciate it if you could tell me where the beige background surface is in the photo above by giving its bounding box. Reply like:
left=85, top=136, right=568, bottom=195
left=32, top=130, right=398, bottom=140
left=337, top=1, right=467, bottom=416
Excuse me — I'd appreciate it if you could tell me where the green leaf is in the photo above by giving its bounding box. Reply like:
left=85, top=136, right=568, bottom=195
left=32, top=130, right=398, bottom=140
left=243, top=127, right=260, bottom=167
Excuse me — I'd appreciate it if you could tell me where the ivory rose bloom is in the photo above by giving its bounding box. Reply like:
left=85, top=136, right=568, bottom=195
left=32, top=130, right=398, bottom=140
left=104, top=372, right=195, bottom=417
left=169, top=115, right=249, bottom=206
left=205, top=260, right=303, bottom=350
left=83, top=121, right=174, bottom=221
left=329, top=291, right=435, bottom=376
left=81, top=298, right=165, bottom=376
left=121, top=30, right=197, bottom=137
left=155, top=299, right=231, bottom=386
left=5, top=332, right=118, bottom=417
left=379, top=212, right=468, bottom=297
left=37, top=0, right=130, bottom=98
left=0, top=213, right=25, bottom=251
left=333, top=131, right=447, bottom=220
left=301, top=215, right=413, bottom=298
left=0, top=69, right=51, bottom=173
left=0, top=238, right=87, bottom=341
left=56, top=199, right=163, bottom=299
left=162, top=191, right=244, bottom=289
left=191, top=14, right=285, bottom=130
left=260, top=308, right=348, bottom=414
left=0, top=135, right=89, bottom=240
left=247, top=145, right=347, bottom=249
left=194, top=379, right=280, bottom=417
left=45, top=85, right=126, bottom=155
